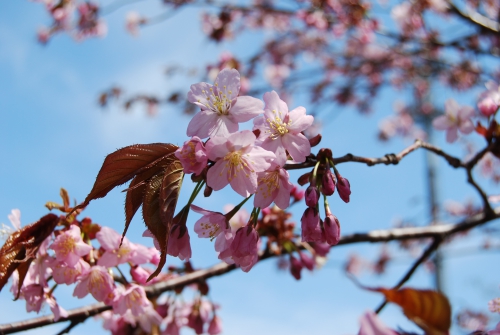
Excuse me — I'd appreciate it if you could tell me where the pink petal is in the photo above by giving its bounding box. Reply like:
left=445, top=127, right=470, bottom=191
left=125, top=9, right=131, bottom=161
left=187, top=110, right=219, bottom=138
left=187, top=82, right=214, bottom=106
left=263, top=91, right=289, bottom=114
left=287, top=107, right=313, bottom=133
left=227, top=130, right=255, bottom=150
left=230, top=96, right=264, bottom=122
left=210, top=115, right=238, bottom=138
left=230, top=167, right=258, bottom=197
left=206, top=136, right=230, bottom=161
left=432, top=116, right=453, bottom=130
left=207, top=160, right=231, bottom=191
left=459, top=119, right=474, bottom=134
left=282, top=133, right=311, bottom=162
left=214, top=68, right=240, bottom=101
left=446, top=128, right=458, bottom=143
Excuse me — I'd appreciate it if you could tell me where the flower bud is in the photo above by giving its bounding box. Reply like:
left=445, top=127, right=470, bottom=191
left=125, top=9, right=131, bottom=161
left=478, top=96, right=498, bottom=117
left=321, top=169, right=336, bottom=196
left=305, top=186, right=320, bottom=207
left=299, top=251, right=315, bottom=271
left=323, top=213, right=340, bottom=246
left=336, top=174, right=351, bottom=203
left=290, top=255, right=303, bottom=280
left=301, top=208, right=324, bottom=243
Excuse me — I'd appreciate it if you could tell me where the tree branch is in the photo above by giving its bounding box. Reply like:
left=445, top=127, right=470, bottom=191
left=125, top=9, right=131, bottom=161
left=374, top=237, right=443, bottom=314
left=447, top=1, right=499, bottom=33
left=2, top=207, right=498, bottom=334
left=284, top=139, right=463, bottom=170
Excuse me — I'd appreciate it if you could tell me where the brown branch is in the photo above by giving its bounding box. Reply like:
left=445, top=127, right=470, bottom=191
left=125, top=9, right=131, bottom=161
left=285, top=139, right=463, bottom=170
left=447, top=1, right=499, bottom=33
left=374, top=237, right=443, bottom=314
left=2, top=207, right=499, bottom=334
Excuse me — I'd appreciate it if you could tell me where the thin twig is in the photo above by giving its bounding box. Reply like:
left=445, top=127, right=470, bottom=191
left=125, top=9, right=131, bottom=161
left=1, top=208, right=498, bottom=334
left=447, top=1, right=499, bottom=33
left=374, top=237, right=443, bottom=314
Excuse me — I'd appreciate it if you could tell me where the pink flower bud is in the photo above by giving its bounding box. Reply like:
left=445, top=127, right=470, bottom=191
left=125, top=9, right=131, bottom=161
left=301, top=208, right=325, bottom=243
left=167, top=224, right=192, bottom=261
left=290, top=255, right=303, bottom=280
left=230, top=225, right=259, bottom=272
left=208, top=315, right=223, bottom=335
left=336, top=175, right=351, bottom=203
left=323, top=213, right=340, bottom=246
left=305, top=186, right=320, bottom=208
left=310, top=241, right=330, bottom=257
left=478, top=96, right=498, bottom=117
left=321, top=169, right=336, bottom=196
left=290, top=186, right=305, bottom=202
left=299, top=252, right=315, bottom=271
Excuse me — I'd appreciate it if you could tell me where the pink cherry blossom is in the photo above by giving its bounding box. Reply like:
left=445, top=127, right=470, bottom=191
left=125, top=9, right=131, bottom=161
left=175, top=136, right=208, bottom=175
left=206, top=130, right=276, bottom=197
left=50, top=225, right=92, bottom=267
left=51, top=258, right=90, bottom=285
left=254, top=158, right=293, bottom=209
left=358, top=310, right=398, bottom=335
left=489, top=298, right=500, bottom=313
left=301, top=208, right=324, bottom=243
left=97, top=227, right=152, bottom=267
left=1, top=209, right=21, bottom=240
left=113, top=284, right=150, bottom=316
left=253, top=91, right=314, bottom=162
left=191, top=205, right=226, bottom=238
left=73, top=266, right=115, bottom=303
left=187, top=68, right=264, bottom=138
left=432, top=99, right=475, bottom=143
left=489, top=322, right=500, bottom=335
left=229, top=225, right=259, bottom=272
left=167, top=224, right=192, bottom=261
left=299, top=252, right=315, bottom=271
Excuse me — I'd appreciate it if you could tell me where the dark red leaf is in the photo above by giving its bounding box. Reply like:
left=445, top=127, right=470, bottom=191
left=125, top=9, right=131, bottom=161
left=0, top=213, right=59, bottom=292
left=123, top=155, right=176, bottom=240
left=79, top=143, right=178, bottom=208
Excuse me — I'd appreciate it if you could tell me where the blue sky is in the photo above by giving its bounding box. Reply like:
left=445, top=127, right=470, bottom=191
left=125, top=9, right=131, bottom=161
left=1, top=1, right=499, bottom=334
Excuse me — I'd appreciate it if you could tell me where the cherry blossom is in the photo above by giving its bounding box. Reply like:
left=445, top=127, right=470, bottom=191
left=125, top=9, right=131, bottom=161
left=254, top=157, right=293, bottom=209
left=97, top=227, right=152, bottom=267
left=50, top=225, right=92, bottom=267
left=51, top=258, right=90, bottom=285
left=323, top=212, right=340, bottom=246
left=432, top=99, right=475, bottom=143
left=335, top=173, right=351, bottom=203
left=253, top=91, right=314, bottom=162
left=73, top=266, right=115, bottom=303
left=206, top=130, right=275, bottom=197
left=113, top=284, right=150, bottom=316
left=175, top=136, right=208, bottom=175
left=187, top=69, right=264, bottom=138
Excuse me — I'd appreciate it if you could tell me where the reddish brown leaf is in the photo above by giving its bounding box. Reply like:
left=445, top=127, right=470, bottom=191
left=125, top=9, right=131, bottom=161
left=123, top=155, right=176, bottom=240
left=143, top=158, right=184, bottom=281
left=142, top=173, right=168, bottom=280
left=376, top=287, right=451, bottom=335
left=80, top=143, right=178, bottom=208
left=160, top=160, right=184, bottom=226
left=0, top=213, right=59, bottom=292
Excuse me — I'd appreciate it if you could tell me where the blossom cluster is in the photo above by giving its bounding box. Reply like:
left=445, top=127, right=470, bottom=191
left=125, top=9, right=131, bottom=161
left=173, top=68, right=351, bottom=274
left=3, top=206, right=222, bottom=335
left=35, top=0, right=106, bottom=44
